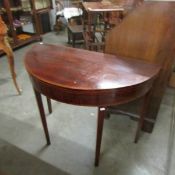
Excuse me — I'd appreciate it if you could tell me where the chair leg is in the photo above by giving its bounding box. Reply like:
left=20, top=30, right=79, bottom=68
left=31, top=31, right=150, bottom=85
left=95, top=107, right=106, bottom=166
left=134, top=90, right=151, bottom=143
left=46, top=97, right=52, bottom=114
left=1, top=38, right=21, bottom=95
left=7, top=53, right=21, bottom=95
left=33, top=88, right=51, bottom=145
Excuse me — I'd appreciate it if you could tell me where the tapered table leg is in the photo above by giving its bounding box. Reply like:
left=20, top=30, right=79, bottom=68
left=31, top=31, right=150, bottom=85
left=95, top=107, right=106, bottom=166
left=134, top=90, right=152, bottom=143
left=33, top=88, right=51, bottom=145
left=46, top=97, right=52, bottom=114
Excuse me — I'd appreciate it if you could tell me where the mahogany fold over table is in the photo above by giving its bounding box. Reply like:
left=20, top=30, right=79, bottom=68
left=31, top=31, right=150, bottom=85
left=24, top=44, right=160, bottom=166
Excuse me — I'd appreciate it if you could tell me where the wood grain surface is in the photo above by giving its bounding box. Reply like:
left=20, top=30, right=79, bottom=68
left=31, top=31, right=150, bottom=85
left=25, top=44, right=160, bottom=106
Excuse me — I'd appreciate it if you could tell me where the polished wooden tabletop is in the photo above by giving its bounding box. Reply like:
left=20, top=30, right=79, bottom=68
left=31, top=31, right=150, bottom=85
left=24, top=43, right=160, bottom=106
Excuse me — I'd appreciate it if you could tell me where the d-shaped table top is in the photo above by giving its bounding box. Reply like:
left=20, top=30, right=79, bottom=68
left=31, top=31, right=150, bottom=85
left=24, top=44, right=160, bottom=106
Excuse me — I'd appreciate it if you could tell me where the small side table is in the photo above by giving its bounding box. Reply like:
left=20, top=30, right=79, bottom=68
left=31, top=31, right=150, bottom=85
left=24, top=44, right=160, bottom=166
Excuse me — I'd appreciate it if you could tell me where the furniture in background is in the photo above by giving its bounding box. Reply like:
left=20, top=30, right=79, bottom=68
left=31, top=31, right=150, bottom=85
left=67, top=15, right=84, bottom=47
left=36, top=10, right=51, bottom=34
left=24, top=43, right=160, bottom=166
left=55, top=0, right=82, bottom=30
left=34, top=0, right=53, bottom=34
left=105, top=2, right=175, bottom=132
left=55, top=0, right=83, bottom=46
left=82, top=1, right=124, bottom=51
left=0, top=0, right=52, bottom=55
left=81, top=0, right=143, bottom=51
left=0, top=16, right=21, bottom=94
left=67, top=23, right=84, bottom=47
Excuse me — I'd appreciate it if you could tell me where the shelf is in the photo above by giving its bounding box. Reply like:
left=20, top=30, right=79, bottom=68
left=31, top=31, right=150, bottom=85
left=36, top=7, right=51, bottom=13
left=16, top=32, right=34, bottom=40
left=10, top=6, right=23, bottom=11
left=0, top=7, right=6, bottom=12
left=0, top=34, right=41, bottom=56
left=15, top=34, right=41, bottom=46
left=1, top=0, right=52, bottom=53
left=13, top=21, right=33, bottom=29
left=0, top=7, right=31, bottom=13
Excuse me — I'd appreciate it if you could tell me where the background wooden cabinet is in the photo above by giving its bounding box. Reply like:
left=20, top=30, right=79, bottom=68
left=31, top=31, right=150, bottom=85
left=0, top=0, right=52, bottom=53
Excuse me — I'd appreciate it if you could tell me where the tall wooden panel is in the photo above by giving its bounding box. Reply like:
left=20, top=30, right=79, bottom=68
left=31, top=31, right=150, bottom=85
left=105, top=2, right=175, bottom=132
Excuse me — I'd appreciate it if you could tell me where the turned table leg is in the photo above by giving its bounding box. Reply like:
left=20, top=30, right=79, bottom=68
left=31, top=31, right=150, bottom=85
left=33, top=88, right=51, bottom=145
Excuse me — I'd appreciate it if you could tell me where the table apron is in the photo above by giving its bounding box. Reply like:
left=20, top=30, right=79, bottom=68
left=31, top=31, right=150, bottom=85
left=29, top=74, right=154, bottom=107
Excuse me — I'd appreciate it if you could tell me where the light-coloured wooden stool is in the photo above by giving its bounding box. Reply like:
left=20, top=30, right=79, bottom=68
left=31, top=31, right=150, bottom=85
left=0, top=16, right=21, bottom=94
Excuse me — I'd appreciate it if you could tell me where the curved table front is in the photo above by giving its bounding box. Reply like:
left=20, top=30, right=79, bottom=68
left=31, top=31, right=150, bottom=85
left=24, top=43, right=160, bottom=166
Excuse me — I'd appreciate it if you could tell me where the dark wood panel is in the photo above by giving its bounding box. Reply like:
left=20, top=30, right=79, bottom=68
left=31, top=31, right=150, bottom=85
left=105, top=1, right=175, bottom=132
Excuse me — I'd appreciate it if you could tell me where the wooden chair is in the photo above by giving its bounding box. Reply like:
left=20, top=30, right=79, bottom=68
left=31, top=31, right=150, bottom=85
left=104, top=2, right=175, bottom=132
left=0, top=16, right=21, bottom=94
left=67, top=16, right=84, bottom=47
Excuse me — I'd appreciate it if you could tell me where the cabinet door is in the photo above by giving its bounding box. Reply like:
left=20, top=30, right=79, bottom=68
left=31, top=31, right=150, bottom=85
left=37, top=10, right=51, bottom=34
left=32, top=0, right=52, bottom=34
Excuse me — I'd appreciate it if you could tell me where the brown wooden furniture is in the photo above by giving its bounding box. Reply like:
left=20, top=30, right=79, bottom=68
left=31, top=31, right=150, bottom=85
left=82, top=1, right=124, bottom=31
left=81, top=0, right=143, bottom=51
left=0, top=16, right=21, bottom=94
left=67, top=15, right=84, bottom=47
left=67, top=24, right=84, bottom=47
left=82, top=1, right=124, bottom=51
left=34, top=0, right=53, bottom=34
left=24, top=43, right=160, bottom=166
left=0, top=0, right=52, bottom=55
left=105, top=2, right=175, bottom=132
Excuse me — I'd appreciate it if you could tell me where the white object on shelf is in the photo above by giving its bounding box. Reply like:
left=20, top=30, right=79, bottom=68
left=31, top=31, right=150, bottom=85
left=63, top=7, right=82, bottom=21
